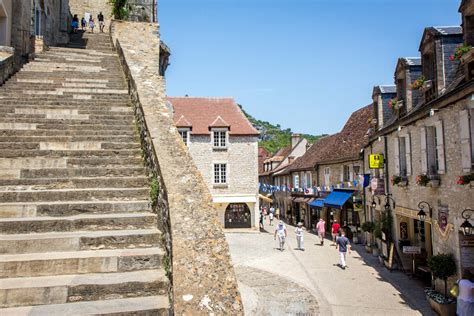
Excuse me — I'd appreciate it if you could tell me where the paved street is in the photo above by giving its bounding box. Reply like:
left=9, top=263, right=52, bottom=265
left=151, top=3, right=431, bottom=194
left=226, top=220, right=435, bottom=316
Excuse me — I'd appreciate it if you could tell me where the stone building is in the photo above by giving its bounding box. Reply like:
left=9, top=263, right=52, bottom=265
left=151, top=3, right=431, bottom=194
left=69, top=0, right=156, bottom=23
left=169, top=97, right=260, bottom=229
left=285, top=105, right=373, bottom=232
left=363, top=3, right=474, bottom=286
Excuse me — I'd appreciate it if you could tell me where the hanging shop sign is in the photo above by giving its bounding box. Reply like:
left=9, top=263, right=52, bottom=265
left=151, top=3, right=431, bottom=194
left=403, top=246, right=421, bottom=254
left=369, top=154, right=384, bottom=169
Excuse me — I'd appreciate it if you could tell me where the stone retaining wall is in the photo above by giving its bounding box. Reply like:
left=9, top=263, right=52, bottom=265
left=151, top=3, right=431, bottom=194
left=0, top=46, right=15, bottom=85
left=110, top=21, right=243, bottom=315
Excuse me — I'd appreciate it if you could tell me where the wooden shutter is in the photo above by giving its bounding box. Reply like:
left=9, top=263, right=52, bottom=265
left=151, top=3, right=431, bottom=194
left=405, top=134, right=412, bottom=176
left=393, top=137, right=400, bottom=175
left=435, top=121, right=445, bottom=174
left=459, top=110, right=472, bottom=172
left=420, top=127, right=428, bottom=173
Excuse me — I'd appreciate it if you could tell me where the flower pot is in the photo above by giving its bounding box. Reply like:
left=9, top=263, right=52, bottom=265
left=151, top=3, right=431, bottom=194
left=430, top=180, right=440, bottom=188
left=397, top=180, right=408, bottom=187
left=426, top=295, right=456, bottom=316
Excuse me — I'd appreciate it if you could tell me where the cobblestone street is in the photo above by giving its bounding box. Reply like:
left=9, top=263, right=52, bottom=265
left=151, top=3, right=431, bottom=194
left=226, top=221, right=436, bottom=316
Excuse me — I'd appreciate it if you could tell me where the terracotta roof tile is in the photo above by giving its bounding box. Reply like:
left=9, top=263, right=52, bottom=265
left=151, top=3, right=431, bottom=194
left=175, top=115, right=192, bottom=128
left=258, top=147, right=271, bottom=174
left=209, top=116, right=230, bottom=128
left=168, top=97, right=259, bottom=135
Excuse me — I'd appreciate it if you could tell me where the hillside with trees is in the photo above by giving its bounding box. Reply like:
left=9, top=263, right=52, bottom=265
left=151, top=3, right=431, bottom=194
left=238, top=105, right=327, bottom=153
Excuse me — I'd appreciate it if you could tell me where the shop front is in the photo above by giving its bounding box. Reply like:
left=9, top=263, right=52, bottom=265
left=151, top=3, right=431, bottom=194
left=323, top=189, right=358, bottom=239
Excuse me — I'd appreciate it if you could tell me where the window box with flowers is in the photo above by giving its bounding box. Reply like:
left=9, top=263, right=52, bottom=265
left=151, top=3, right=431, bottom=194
left=450, top=45, right=472, bottom=61
left=457, top=174, right=474, bottom=188
left=416, top=174, right=440, bottom=188
left=411, top=76, right=426, bottom=90
left=391, top=175, right=408, bottom=187
left=388, top=98, right=401, bottom=110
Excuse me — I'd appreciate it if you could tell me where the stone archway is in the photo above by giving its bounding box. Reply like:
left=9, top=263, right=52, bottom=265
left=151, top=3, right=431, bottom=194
left=225, top=203, right=251, bottom=228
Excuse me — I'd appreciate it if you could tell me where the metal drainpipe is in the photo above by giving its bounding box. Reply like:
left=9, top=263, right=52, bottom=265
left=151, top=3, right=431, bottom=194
left=362, top=147, right=367, bottom=223
left=384, top=136, right=390, bottom=196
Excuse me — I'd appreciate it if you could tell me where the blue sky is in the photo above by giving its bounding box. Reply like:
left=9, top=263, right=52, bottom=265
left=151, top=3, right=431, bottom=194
left=159, top=0, right=462, bottom=135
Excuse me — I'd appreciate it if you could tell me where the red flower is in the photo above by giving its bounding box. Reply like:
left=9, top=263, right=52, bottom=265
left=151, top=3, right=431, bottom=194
left=457, top=176, right=465, bottom=185
left=450, top=55, right=455, bottom=61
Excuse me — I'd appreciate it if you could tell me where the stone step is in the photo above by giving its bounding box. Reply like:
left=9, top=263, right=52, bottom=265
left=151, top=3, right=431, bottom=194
left=0, top=149, right=141, bottom=158
left=0, top=142, right=140, bottom=151
left=2, top=111, right=133, bottom=121
left=66, top=157, right=143, bottom=167
left=0, top=228, right=160, bottom=254
left=0, top=270, right=168, bottom=308
left=0, top=176, right=148, bottom=190
left=0, top=129, right=135, bottom=137
left=0, top=200, right=151, bottom=218
left=0, top=247, right=163, bottom=278
left=18, top=167, right=146, bottom=180
left=0, top=212, right=157, bottom=234
left=0, top=187, right=149, bottom=202
left=0, top=295, right=169, bottom=315
left=0, top=118, right=134, bottom=127
left=0, top=136, right=137, bottom=143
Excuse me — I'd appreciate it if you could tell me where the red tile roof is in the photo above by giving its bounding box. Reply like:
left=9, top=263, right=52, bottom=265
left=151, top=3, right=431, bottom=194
left=168, top=97, right=259, bottom=136
left=258, top=147, right=271, bottom=174
left=287, top=104, right=373, bottom=172
left=175, top=115, right=192, bottom=128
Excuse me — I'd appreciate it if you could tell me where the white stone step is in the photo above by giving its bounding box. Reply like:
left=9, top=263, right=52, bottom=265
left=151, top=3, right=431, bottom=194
left=0, top=270, right=168, bottom=308
left=0, top=247, right=164, bottom=277
left=0, top=228, right=160, bottom=253
left=0, top=295, right=169, bottom=315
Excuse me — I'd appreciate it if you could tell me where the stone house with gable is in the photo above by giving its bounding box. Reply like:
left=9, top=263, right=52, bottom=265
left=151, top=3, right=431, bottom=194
left=284, top=104, right=373, bottom=231
left=168, top=97, right=260, bottom=230
left=363, top=4, right=474, bottom=282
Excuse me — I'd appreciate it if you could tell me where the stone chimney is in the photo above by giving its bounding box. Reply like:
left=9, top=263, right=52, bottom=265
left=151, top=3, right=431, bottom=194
left=291, top=133, right=301, bottom=149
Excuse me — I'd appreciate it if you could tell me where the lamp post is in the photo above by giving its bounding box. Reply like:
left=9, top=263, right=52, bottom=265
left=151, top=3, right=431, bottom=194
left=460, top=208, right=474, bottom=236
left=417, top=201, right=433, bottom=222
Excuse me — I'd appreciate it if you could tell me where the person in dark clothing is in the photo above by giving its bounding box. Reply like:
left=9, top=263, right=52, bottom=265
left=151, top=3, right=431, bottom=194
left=98, top=12, right=105, bottom=33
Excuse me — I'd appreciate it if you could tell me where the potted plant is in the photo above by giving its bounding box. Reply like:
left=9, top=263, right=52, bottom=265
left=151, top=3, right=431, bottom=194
left=416, top=174, right=430, bottom=186
left=450, top=45, right=472, bottom=61
left=457, top=174, right=474, bottom=187
left=426, top=254, right=457, bottom=316
left=388, top=98, right=398, bottom=109
left=361, top=221, right=375, bottom=252
left=411, top=76, right=426, bottom=90
left=391, top=175, right=407, bottom=187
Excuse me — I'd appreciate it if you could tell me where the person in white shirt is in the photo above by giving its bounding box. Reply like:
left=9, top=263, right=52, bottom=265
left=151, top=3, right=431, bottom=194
left=295, top=222, right=305, bottom=251
left=269, top=212, right=274, bottom=226
left=458, top=270, right=474, bottom=316
left=274, top=221, right=287, bottom=251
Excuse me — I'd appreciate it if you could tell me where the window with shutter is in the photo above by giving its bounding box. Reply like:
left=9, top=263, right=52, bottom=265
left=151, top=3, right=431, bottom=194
left=399, top=137, right=407, bottom=177
left=405, top=134, right=412, bottom=176
left=459, top=110, right=472, bottom=172
left=434, top=121, right=445, bottom=174
left=420, top=127, right=428, bottom=173
left=394, top=137, right=400, bottom=175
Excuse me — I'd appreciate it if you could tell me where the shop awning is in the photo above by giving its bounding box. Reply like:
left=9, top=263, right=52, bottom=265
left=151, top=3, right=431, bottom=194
left=309, top=199, right=325, bottom=208
left=323, top=190, right=355, bottom=209
left=293, top=197, right=308, bottom=203
left=258, top=194, right=273, bottom=203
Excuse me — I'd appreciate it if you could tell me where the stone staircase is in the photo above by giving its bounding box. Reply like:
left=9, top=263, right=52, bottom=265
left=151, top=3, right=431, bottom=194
left=0, top=31, right=169, bottom=314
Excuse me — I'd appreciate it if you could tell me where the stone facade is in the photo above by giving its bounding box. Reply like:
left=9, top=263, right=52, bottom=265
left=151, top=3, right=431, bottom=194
left=186, top=134, right=259, bottom=228
left=69, top=0, right=112, bottom=22
left=111, top=20, right=243, bottom=315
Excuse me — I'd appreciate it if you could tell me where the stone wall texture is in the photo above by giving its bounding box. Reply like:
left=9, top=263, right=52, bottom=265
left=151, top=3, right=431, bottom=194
left=69, top=0, right=112, bottom=21
left=110, top=21, right=243, bottom=315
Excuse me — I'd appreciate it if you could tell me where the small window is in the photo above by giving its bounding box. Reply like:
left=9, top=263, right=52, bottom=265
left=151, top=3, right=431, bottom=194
left=294, top=175, right=299, bottom=189
left=426, top=126, right=439, bottom=175
left=214, top=163, right=227, bottom=184
left=342, top=165, right=350, bottom=181
left=213, top=130, right=227, bottom=148
left=399, top=138, right=407, bottom=177
left=178, top=129, right=189, bottom=146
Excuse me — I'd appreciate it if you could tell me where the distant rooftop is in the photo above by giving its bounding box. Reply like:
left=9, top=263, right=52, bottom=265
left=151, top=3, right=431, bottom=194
left=432, top=26, right=463, bottom=35
left=401, top=57, right=421, bottom=66
left=378, top=85, right=396, bottom=94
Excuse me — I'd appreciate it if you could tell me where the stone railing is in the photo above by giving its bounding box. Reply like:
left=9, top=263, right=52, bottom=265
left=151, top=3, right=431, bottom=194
left=110, top=21, right=243, bottom=315
left=0, top=46, right=15, bottom=85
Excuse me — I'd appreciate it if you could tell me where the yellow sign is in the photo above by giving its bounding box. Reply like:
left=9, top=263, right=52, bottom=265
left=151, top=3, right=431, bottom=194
left=369, top=154, right=384, bottom=169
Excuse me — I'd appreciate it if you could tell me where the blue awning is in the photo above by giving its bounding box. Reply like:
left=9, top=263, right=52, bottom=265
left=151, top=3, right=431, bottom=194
left=323, top=190, right=355, bottom=209
left=309, top=199, right=325, bottom=208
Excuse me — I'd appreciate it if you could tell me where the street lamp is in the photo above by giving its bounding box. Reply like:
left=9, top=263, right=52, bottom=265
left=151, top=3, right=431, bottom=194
left=371, top=196, right=380, bottom=208
left=384, top=194, right=396, bottom=211
left=460, top=208, right=474, bottom=236
left=417, top=201, right=433, bottom=222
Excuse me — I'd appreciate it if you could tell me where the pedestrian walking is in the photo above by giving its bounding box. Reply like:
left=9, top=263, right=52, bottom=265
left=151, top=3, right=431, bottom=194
left=457, top=270, right=474, bottom=316
left=336, top=229, right=351, bottom=269
left=331, top=219, right=341, bottom=246
left=274, top=221, right=287, bottom=251
left=275, top=207, right=280, bottom=219
left=269, top=212, right=274, bottom=226
left=81, top=17, right=86, bottom=30
left=71, top=15, right=79, bottom=33
left=98, top=12, right=105, bottom=33
left=295, top=222, right=305, bottom=250
left=259, top=211, right=264, bottom=230
left=270, top=206, right=275, bottom=215
left=316, top=218, right=326, bottom=245
left=89, top=17, right=95, bottom=33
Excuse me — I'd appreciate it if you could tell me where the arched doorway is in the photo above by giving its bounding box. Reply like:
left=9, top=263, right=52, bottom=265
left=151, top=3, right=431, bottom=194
left=225, top=203, right=251, bottom=228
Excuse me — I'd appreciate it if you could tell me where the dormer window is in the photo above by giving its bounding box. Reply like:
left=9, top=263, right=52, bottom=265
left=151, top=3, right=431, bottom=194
left=178, top=128, right=190, bottom=146
left=212, top=129, right=228, bottom=149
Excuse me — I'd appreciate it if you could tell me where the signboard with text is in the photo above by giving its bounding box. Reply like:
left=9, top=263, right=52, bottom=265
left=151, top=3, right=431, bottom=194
left=369, top=154, right=385, bottom=169
left=403, top=246, right=421, bottom=255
